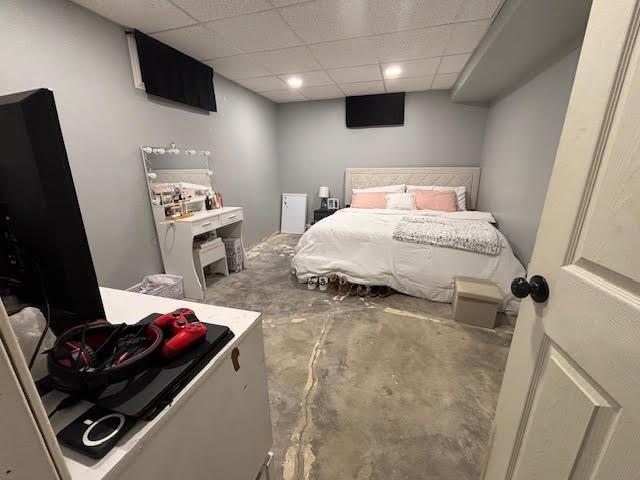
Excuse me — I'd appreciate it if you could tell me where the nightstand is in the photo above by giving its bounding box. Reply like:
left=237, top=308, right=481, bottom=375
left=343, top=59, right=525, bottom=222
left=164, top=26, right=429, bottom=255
left=313, top=208, right=338, bottom=223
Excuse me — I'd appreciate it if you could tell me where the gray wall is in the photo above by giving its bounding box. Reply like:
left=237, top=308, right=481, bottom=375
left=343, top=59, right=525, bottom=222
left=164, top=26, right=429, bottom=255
left=477, top=49, right=580, bottom=265
left=277, top=92, right=489, bottom=219
left=1, top=0, right=280, bottom=289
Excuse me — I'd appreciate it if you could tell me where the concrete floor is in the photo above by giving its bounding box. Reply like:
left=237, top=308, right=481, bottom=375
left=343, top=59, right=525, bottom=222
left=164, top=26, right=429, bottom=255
left=205, top=234, right=513, bottom=480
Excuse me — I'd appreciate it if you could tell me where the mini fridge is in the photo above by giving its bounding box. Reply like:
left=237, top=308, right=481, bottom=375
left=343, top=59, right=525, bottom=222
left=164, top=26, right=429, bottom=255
left=281, top=193, right=307, bottom=234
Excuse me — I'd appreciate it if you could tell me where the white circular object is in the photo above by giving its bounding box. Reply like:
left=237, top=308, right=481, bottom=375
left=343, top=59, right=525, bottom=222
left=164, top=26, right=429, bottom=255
left=142, top=147, right=153, bottom=154
left=153, top=148, right=166, bottom=154
left=147, top=172, right=157, bottom=179
left=82, top=413, right=125, bottom=447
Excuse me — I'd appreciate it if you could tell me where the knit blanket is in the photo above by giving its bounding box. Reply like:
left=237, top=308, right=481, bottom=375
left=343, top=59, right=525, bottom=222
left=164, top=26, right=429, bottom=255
left=393, top=216, right=503, bottom=255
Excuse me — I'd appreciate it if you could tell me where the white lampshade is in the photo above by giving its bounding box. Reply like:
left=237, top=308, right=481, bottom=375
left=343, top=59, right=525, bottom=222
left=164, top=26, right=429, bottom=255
left=318, top=186, right=329, bottom=198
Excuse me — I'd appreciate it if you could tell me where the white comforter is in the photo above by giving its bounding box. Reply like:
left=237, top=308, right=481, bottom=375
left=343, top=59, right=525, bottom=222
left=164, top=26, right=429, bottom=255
left=291, top=208, right=526, bottom=314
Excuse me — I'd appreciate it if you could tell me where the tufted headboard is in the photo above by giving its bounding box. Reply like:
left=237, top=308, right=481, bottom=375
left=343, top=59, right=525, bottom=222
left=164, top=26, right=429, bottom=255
left=344, top=167, right=482, bottom=210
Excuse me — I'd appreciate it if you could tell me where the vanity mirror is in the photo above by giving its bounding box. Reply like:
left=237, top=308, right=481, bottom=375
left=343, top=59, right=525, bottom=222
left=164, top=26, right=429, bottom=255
left=141, top=144, right=223, bottom=221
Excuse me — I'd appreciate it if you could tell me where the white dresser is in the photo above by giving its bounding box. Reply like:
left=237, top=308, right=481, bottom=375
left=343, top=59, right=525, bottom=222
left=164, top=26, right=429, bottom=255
left=154, top=206, right=245, bottom=300
left=33, top=288, right=274, bottom=480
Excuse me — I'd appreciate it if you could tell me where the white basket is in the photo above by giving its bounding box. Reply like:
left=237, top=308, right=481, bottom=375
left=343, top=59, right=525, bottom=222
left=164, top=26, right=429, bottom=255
left=127, top=274, right=184, bottom=299
left=223, top=238, right=244, bottom=273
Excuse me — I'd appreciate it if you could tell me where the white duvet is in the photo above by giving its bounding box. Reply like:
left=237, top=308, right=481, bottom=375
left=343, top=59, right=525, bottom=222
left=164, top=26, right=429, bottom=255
left=291, top=208, right=526, bottom=314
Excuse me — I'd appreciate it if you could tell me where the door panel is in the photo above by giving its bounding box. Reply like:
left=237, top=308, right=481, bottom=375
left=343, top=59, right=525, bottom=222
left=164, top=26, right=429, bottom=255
left=511, top=341, right=618, bottom=479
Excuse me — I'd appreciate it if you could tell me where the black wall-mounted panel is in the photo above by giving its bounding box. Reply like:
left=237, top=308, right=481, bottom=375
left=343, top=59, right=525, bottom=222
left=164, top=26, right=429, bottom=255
left=345, top=92, right=405, bottom=128
left=135, top=30, right=216, bottom=112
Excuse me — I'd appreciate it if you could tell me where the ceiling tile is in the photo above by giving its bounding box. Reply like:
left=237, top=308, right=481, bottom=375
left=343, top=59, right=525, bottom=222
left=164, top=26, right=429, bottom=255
left=170, top=0, right=272, bottom=22
left=300, top=85, right=343, bottom=100
left=278, top=70, right=334, bottom=87
left=261, top=89, right=307, bottom=102
left=382, top=57, right=440, bottom=79
left=366, top=0, right=464, bottom=32
left=280, top=0, right=464, bottom=44
left=270, top=0, right=302, bottom=6
left=206, top=10, right=301, bottom=52
left=70, top=0, right=194, bottom=33
left=206, top=55, right=272, bottom=79
left=327, top=65, right=381, bottom=83
left=248, top=46, right=322, bottom=74
left=445, top=20, right=490, bottom=55
left=375, top=25, right=450, bottom=62
left=385, top=75, right=433, bottom=93
left=309, top=37, right=379, bottom=69
left=236, top=76, right=288, bottom=92
left=432, top=73, right=459, bottom=90
left=279, top=0, right=377, bottom=44
left=456, top=0, right=503, bottom=22
left=438, top=53, right=471, bottom=74
left=153, top=25, right=241, bottom=60
left=339, top=81, right=385, bottom=96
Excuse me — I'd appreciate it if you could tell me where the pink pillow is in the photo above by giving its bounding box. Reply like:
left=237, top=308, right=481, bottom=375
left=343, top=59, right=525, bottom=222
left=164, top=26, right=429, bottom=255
left=351, top=191, right=387, bottom=209
left=411, top=189, right=458, bottom=212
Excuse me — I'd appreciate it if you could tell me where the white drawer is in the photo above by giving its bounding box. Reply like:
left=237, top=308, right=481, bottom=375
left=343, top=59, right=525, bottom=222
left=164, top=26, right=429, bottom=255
left=220, top=210, right=243, bottom=226
left=192, top=216, right=220, bottom=236
left=199, top=241, right=226, bottom=267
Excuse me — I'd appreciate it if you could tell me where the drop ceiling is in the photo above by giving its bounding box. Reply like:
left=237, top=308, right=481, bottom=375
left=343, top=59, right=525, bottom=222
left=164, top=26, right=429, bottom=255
left=70, top=0, right=504, bottom=103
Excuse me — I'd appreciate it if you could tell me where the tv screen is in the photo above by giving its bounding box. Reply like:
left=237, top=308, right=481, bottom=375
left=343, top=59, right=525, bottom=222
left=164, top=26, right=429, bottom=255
left=0, top=89, right=105, bottom=333
left=134, top=30, right=217, bottom=112
left=346, top=92, right=405, bottom=128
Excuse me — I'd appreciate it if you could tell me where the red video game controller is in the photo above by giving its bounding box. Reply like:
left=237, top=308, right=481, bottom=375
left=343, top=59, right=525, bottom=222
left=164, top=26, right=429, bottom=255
left=153, top=308, right=207, bottom=360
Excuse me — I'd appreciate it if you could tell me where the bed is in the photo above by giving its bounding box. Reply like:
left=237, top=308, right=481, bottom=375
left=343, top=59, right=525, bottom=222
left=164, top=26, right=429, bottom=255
left=290, top=167, right=526, bottom=314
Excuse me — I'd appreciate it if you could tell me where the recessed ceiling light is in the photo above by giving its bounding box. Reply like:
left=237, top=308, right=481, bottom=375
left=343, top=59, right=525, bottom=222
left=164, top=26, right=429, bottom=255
left=384, top=65, right=402, bottom=79
left=287, top=76, right=303, bottom=88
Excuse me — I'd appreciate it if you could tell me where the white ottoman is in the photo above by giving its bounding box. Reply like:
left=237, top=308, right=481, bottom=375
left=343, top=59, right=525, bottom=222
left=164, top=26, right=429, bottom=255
left=453, top=277, right=503, bottom=329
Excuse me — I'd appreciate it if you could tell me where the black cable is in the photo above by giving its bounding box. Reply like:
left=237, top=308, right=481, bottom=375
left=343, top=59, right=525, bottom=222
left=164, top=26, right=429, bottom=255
left=20, top=255, right=51, bottom=370
left=47, top=395, right=80, bottom=419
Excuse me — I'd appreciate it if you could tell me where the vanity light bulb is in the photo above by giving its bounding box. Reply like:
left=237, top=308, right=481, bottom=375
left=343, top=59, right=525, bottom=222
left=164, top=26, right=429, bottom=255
left=153, top=148, right=166, bottom=154
left=147, top=172, right=157, bottom=179
left=142, top=147, right=153, bottom=154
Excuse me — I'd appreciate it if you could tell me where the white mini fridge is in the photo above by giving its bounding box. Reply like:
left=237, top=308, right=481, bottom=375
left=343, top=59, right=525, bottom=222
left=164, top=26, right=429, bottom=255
left=281, top=193, right=307, bottom=234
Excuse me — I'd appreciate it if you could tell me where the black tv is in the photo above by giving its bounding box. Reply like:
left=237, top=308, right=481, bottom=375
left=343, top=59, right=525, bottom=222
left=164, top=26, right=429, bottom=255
left=134, top=30, right=217, bottom=112
left=346, top=92, right=405, bottom=128
left=0, top=89, right=105, bottom=334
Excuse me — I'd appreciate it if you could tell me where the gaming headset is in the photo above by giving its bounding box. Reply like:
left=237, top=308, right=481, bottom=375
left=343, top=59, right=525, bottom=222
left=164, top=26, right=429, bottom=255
left=47, top=320, right=164, bottom=393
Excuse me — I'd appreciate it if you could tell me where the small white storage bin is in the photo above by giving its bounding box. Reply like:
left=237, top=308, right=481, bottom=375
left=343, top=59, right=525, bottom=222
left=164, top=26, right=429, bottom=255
left=453, top=277, right=502, bottom=329
left=127, top=274, right=184, bottom=299
left=223, top=238, right=244, bottom=273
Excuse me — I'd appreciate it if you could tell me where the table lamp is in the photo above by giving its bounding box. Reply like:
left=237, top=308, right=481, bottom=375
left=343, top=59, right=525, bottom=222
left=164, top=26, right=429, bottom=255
left=318, top=186, right=329, bottom=209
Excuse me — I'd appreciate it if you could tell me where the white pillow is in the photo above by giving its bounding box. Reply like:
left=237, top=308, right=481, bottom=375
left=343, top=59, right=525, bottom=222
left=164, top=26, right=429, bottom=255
left=353, top=184, right=405, bottom=194
left=407, top=185, right=467, bottom=210
left=386, top=192, right=416, bottom=210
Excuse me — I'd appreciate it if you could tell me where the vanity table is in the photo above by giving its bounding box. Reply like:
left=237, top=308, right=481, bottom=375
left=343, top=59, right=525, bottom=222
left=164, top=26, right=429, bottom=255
left=141, top=147, right=246, bottom=300
left=155, top=206, right=245, bottom=300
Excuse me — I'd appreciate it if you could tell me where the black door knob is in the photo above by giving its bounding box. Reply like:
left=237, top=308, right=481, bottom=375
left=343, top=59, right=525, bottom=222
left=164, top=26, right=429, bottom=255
left=511, top=275, right=549, bottom=303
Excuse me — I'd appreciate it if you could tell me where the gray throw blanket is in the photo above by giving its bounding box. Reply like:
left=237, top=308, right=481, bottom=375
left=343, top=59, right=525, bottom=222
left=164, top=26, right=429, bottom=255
left=393, top=216, right=503, bottom=255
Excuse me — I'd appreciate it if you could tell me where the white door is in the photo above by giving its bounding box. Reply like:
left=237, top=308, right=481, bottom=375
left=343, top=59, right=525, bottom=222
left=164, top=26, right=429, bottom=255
left=484, top=0, right=640, bottom=478
left=281, top=194, right=307, bottom=234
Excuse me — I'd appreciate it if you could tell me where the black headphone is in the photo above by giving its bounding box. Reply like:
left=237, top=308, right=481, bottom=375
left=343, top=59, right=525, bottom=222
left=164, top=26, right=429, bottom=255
left=48, top=320, right=164, bottom=393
